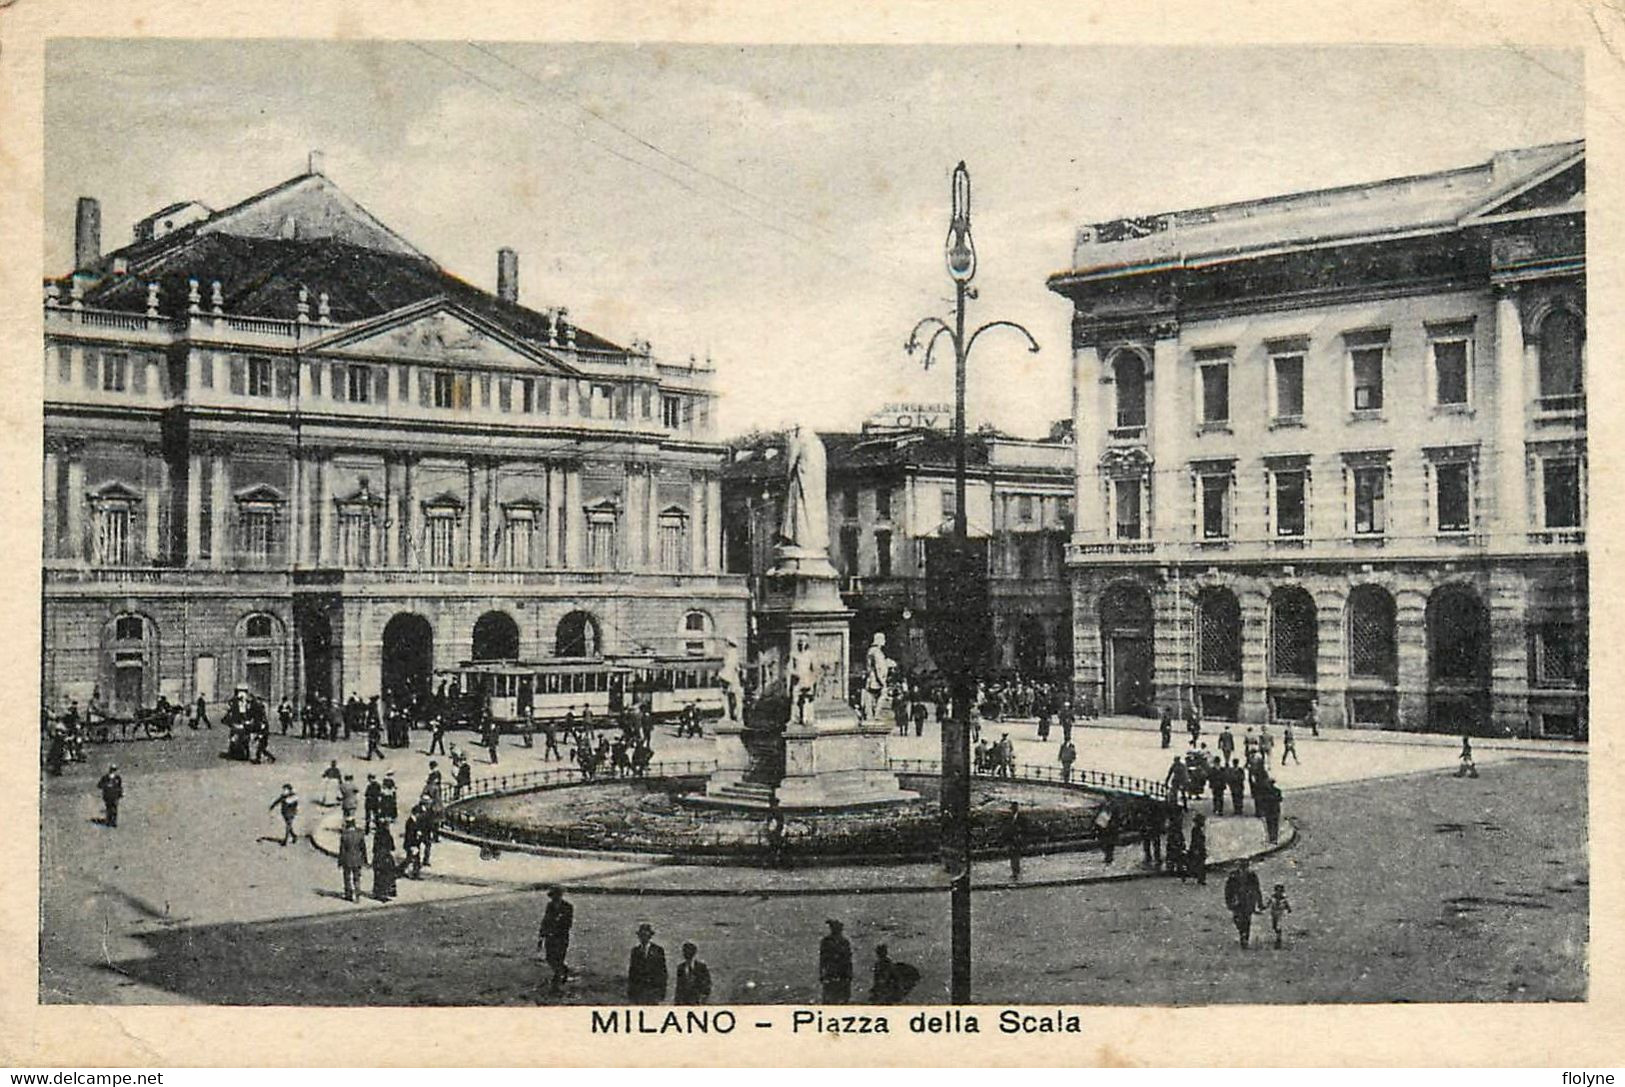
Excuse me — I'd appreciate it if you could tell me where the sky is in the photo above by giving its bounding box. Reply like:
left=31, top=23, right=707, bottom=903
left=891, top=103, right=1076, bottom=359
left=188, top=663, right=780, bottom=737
left=44, top=41, right=1582, bottom=438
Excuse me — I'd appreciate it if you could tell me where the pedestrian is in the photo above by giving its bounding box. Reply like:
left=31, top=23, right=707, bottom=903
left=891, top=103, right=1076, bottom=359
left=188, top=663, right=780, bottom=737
left=627, top=923, right=668, bottom=1004
left=363, top=773, right=381, bottom=833
left=427, top=715, right=447, bottom=755
left=674, top=941, right=712, bottom=1005
left=1058, top=739, right=1077, bottom=783
left=1281, top=723, right=1299, bottom=765
left=1259, top=724, right=1274, bottom=764
left=1164, top=811, right=1186, bottom=877
left=338, top=772, right=359, bottom=822
left=1184, top=700, right=1201, bottom=744
left=1456, top=735, right=1479, bottom=778
left=819, top=919, right=853, bottom=1004
left=337, top=817, right=367, bottom=902
left=195, top=695, right=212, bottom=731
left=763, top=796, right=788, bottom=870
left=484, top=716, right=501, bottom=765
left=269, top=783, right=299, bottom=847
left=380, top=772, right=399, bottom=824
left=1141, top=801, right=1165, bottom=869
left=365, top=714, right=385, bottom=760
left=418, top=792, right=438, bottom=868
left=423, top=761, right=443, bottom=806
left=1159, top=706, right=1173, bottom=749
left=1007, top=801, right=1024, bottom=882
left=252, top=715, right=277, bottom=764
left=1227, top=758, right=1245, bottom=815
left=1097, top=801, right=1118, bottom=865
left=1268, top=883, right=1293, bottom=949
left=1164, top=756, right=1189, bottom=803
left=455, top=756, right=473, bottom=798
left=868, top=944, right=919, bottom=1004
left=402, top=802, right=426, bottom=878
left=96, top=764, right=123, bottom=827
left=371, top=820, right=398, bottom=902
left=1217, top=725, right=1235, bottom=763
left=912, top=699, right=928, bottom=738
left=1186, top=812, right=1208, bottom=886
left=1304, top=698, right=1320, bottom=738
left=537, top=886, right=574, bottom=992
left=277, top=698, right=293, bottom=736
left=1224, top=857, right=1266, bottom=949
left=1209, top=761, right=1226, bottom=814
left=318, top=759, right=342, bottom=805
left=1059, top=700, right=1074, bottom=745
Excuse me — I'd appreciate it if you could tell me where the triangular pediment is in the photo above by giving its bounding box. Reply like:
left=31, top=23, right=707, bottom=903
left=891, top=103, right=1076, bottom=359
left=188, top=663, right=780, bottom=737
left=422, top=491, right=466, bottom=510
left=305, top=298, right=577, bottom=375
left=198, top=174, right=425, bottom=258
left=1463, top=155, right=1585, bottom=224
left=234, top=483, right=286, bottom=505
left=88, top=480, right=142, bottom=504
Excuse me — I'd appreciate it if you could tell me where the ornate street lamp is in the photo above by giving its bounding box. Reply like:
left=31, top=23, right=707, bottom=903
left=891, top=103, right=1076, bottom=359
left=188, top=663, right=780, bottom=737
left=906, top=162, right=1039, bottom=1004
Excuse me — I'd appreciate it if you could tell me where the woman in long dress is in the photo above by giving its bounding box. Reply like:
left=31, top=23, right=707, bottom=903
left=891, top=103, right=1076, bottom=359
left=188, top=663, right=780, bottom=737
left=371, top=821, right=398, bottom=901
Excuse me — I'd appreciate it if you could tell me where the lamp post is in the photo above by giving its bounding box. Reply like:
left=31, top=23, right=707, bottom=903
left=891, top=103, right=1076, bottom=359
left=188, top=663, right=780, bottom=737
left=906, top=161, right=1039, bottom=1004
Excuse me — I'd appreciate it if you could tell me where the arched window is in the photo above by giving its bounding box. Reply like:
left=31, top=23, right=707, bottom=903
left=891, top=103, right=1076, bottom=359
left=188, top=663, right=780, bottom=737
left=1269, top=587, right=1317, bottom=678
left=1537, top=309, right=1584, bottom=411
left=472, top=611, right=521, bottom=662
left=236, top=612, right=284, bottom=703
left=1111, top=350, right=1148, bottom=432
left=1347, top=585, right=1397, bottom=682
left=1197, top=587, right=1242, bottom=678
left=681, top=610, right=712, bottom=656
left=105, top=613, right=156, bottom=716
left=555, top=610, right=602, bottom=658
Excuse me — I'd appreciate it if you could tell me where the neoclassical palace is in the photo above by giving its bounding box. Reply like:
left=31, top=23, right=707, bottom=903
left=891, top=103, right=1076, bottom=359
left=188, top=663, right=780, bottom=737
left=1048, top=141, right=1586, bottom=737
left=42, top=167, right=746, bottom=715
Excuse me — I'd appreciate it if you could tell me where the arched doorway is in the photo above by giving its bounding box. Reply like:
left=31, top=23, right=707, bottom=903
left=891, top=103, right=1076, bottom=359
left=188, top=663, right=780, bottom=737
left=104, top=613, right=156, bottom=718
left=472, top=610, right=520, bottom=662
left=555, top=610, right=602, bottom=658
left=1346, top=584, right=1397, bottom=727
left=299, top=610, right=334, bottom=704
left=1427, top=584, right=1491, bottom=733
left=381, top=613, right=434, bottom=708
left=1196, top=587, right=1243, bottom=720
left=1268, top=587, right=1317, bottom=722
left=1099, top=582, right=1154, bottom=716
left=1014, top=616, right=1047, bottom=677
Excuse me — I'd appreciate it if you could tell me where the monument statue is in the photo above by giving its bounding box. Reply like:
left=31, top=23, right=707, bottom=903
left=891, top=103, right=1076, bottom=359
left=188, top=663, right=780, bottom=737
left=779, top=425, right=830, bottom=553
left=788, top=633, right=818, bottom=724
left=863, top=633, right=893, bottom=720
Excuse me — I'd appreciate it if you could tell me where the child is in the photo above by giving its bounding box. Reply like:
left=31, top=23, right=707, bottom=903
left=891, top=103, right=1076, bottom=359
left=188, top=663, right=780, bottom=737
left=1268, top=883, right=1293, bottom=949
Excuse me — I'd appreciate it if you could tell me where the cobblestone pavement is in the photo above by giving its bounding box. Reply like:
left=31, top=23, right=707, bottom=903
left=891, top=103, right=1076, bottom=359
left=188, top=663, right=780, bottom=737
left=39, top=719, right=1583, bottom=1004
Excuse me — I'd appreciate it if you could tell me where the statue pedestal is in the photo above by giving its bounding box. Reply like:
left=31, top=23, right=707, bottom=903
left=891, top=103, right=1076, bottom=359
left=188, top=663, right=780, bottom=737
left=699, top=560, right=914, bottom=811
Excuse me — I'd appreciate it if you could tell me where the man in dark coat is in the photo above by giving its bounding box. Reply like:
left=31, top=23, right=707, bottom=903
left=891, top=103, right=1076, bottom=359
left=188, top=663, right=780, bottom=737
left=1224, top=857, right=1266, bottom=948
left=627, top=923, right=668, bottom=1004
left=97, top=765, right=124, bottom=827
left=1158, top=706, right=1173, bottom=749
left=537, top=886, right=574, bottom=991
left=1227, top=758, right=1246, bottom=815
left=868, top=944, right=919, bottom=1004
left=674, top=942, right=712, bottom=1005
left=819, top=919, right=853, bottom=1003
left=337, top=817, right=367, bottom=901
left=1186, top=812, right=1209, bottom=885
left=1257, top=777, right=1284, bottom=843
left=363, top=774, right=381, bottom=833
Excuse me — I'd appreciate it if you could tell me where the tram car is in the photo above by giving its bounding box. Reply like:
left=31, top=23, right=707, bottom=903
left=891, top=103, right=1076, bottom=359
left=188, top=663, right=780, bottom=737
left=432, top=654, right=727, bottom=730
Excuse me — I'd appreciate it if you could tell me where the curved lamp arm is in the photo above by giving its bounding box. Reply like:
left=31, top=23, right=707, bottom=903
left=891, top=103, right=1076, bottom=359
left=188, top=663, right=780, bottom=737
left=964, top=320, right=1041, bottom=359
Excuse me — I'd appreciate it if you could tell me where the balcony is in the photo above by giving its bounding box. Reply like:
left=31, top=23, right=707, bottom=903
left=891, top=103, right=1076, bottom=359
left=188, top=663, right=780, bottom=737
left=43, top=563, right=747, bottom=596
left=1527, top=529, right=1586, bottom=546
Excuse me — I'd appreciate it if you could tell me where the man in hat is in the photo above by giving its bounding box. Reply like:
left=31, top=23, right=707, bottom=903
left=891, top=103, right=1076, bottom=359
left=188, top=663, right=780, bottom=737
left=96, top=765, right=123, bottom=827
left=537, top=887, right=575, bottom=992
left=1224, top=857, right=1267, bottom=949
left=337, top=816, right=367, bottom=902
left=819, top=919, right=853, bottom=1004
left=627, top=923, right=668, bottom=1004
left=363, top=773, right=381, bottom=834
left=674, top=941, right=712, bottom=1005
left=269, top=783, right=300, bottom=847
left=338, top=772, right=359, bottom=822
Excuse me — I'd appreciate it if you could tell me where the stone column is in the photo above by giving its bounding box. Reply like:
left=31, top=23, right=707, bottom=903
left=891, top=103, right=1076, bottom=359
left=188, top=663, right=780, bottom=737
left=185, top=453, right=202, bottom=565
left=464, top=462, right=479, bottom=567
left=210, top=453, right=229, bottom=569
left=1072, top=344, right=1100, bottom=542
left=382, top=457, right=399, bottom=567
left=289, top=455, right=305, bottom=566
left=316, top=457, right=333, bottom=565
left=143, top=452, right=161, bottom=563
left=1394, top=585, right=1430, bottom=729
left=689, top=476, right=705, bottom=573
left=1489, top=567, right=1532, bottom=737
left=65, top=453, right=85, bottom=561
left=1312, top=585, right=1349, bottom=729
left=706, top=473, right=722, bottom=572
left=43, top=449, right=58, bottom=560
left=403, top=457, right=419, bottom=567
left=1238, top=584, right=1269, bottom=723
left=624, top=466, right=645, bottom=571
left=563, top=466, right=582, bottom=568
left=646, top=468, right=661, bottom=570
left=1150, top=335, right=1183, bottom=543
left=1495, top=288, right=1528, bottom=542
left=542, top=464, right=558, bottom=568
left=1150, top=576, right=1187, bottom=713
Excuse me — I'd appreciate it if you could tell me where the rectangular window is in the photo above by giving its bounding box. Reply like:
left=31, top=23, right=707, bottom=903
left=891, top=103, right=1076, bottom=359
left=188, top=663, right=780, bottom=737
left=1353, top=467, right=1386, bottom=535
left=839, top=526, right=860, bottom=573
left=1017, top=495, right=1034, bottom=523
left=1273, top=354, right=1304, bottom=421
left=498, top=377, right=512, bottom=412
left=1200, top=364, right=1230, bottom=425
left=1535, top=622, right=1580, bottom=685
left=1200, top=475, right=1230, bottom=539
left=659, top=516, right=687, bottom=572
left=247, top=357, right=274, bottom=398
left=338, top=510, right=373, bottom=567
left=1543, top=460, right=1582, bottom=528
left=1274, top=470, right=1306, bottom=537
left=662, top=395, right=682, bottom=429
left=425, top=514, right=456, bottom=566
left=239, top=508, right=275, bottom=561
left=346, top=364, right=372, bottom=403
left=587, top=518, right=617, bottom=567
left=1435, top=462, right=1471, bottom=533
left=520, top=378, right=534, bottom=413
left=1351, top=347, right=1384, bottom=411
left=1433, top=339, right=1470, bottom=407
left=433, top=371, right=455, bottom=409
left=1114, top=479, right=1142, bottom=540
left=941, top=487, right=957, bottom=521
left=591, top=384, right=613, bottom=418
left=95, top=506, right=130, bottom=565
left=102, top=352, right=128, bottom=392
left=843, top=489, right=859, bottom=519
left=875, top=487, right=892, bottom=521
left=875, top=529, right=893, bottom=577
left=504, top=514, right=535, bottom=568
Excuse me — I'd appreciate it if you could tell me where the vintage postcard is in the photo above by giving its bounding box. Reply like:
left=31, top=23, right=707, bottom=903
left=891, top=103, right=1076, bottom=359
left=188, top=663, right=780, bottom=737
left=0, top=0, right=1619, bottom=1069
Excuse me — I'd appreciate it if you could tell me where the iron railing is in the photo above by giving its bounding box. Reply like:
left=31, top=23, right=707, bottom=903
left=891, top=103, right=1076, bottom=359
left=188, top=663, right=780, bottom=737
left=887, top=757, right=1173, bottom=803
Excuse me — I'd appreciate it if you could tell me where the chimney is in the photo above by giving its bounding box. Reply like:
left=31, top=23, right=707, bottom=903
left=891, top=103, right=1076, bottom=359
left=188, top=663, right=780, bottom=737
left=74, top=197, right=101, bottom=270
left=497, top=247, right=519, bottom=304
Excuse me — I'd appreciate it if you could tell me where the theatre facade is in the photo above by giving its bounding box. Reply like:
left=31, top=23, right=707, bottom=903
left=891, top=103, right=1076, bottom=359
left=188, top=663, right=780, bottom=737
left=1047, top=141, right=1586, bottom=738
left=42, top=167, right=746, bottom=716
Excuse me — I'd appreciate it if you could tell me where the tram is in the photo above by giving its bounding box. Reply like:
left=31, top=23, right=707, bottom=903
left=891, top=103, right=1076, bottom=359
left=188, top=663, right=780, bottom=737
left=431, top=654, right=727, bottom=729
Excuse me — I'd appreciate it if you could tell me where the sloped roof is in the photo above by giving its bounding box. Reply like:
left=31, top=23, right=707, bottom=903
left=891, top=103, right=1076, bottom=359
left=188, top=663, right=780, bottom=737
left=1052, top=140, right=1583, bottom=282
left=50, top=172, right=626, bottom=355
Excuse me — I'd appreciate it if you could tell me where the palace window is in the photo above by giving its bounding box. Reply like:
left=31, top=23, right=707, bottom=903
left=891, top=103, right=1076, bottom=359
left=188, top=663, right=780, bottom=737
left=101, top=352, right=128, bottom=393
left=1542, top=458, right=1583, bottom=529
left=1272, top=352, right=1305, bottom=422
left=876, top=487, right=892, bottom=521
left=875, top=529, right=893, bottom=577
left=1537, top=310, right=1585, bottom=413
left=346, top=364, right=372, bottom=403
left=247, top=357, right=274, bottom=398
left=503, top=507, right=538, bottom=569
left=586, top=508, right=619, bottom=567
left=1199, top=473, right=1231, bottom=539
left=1113, top=478, right=1143, bottom=540
left=941, top=486, right=957, bottom=522
left=424, top=507, right=458, bottom=567
left=839, top=525, right=860, bottom=573
left=1350, top=347, right=1384, bottom=412
left=1430, top=335, right=1471, bottom=408
left=658, top=509, right=688, bottom=572
left=1273, top=468, right=1307, bottom=538
left=338, top=507, right=375, bottom=567
left=843, top=488, right=859, bottom=519
left=662, top=395, right=683, bottom=429
left=1435, top=461, right=1472, bottom=533
left=1112, top=351, right=1147, bottom=432
left=238, top=505, right=277, bottom=562
left=1352, top=466, right=1386, bottom=535
left=433, top=370, right=456, bottom=409
left=1016, top=494, right=1034, bottom=523
left=95, top=504, right=131, bottom=565
left=1199, top=362, right=1230, bottom=426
